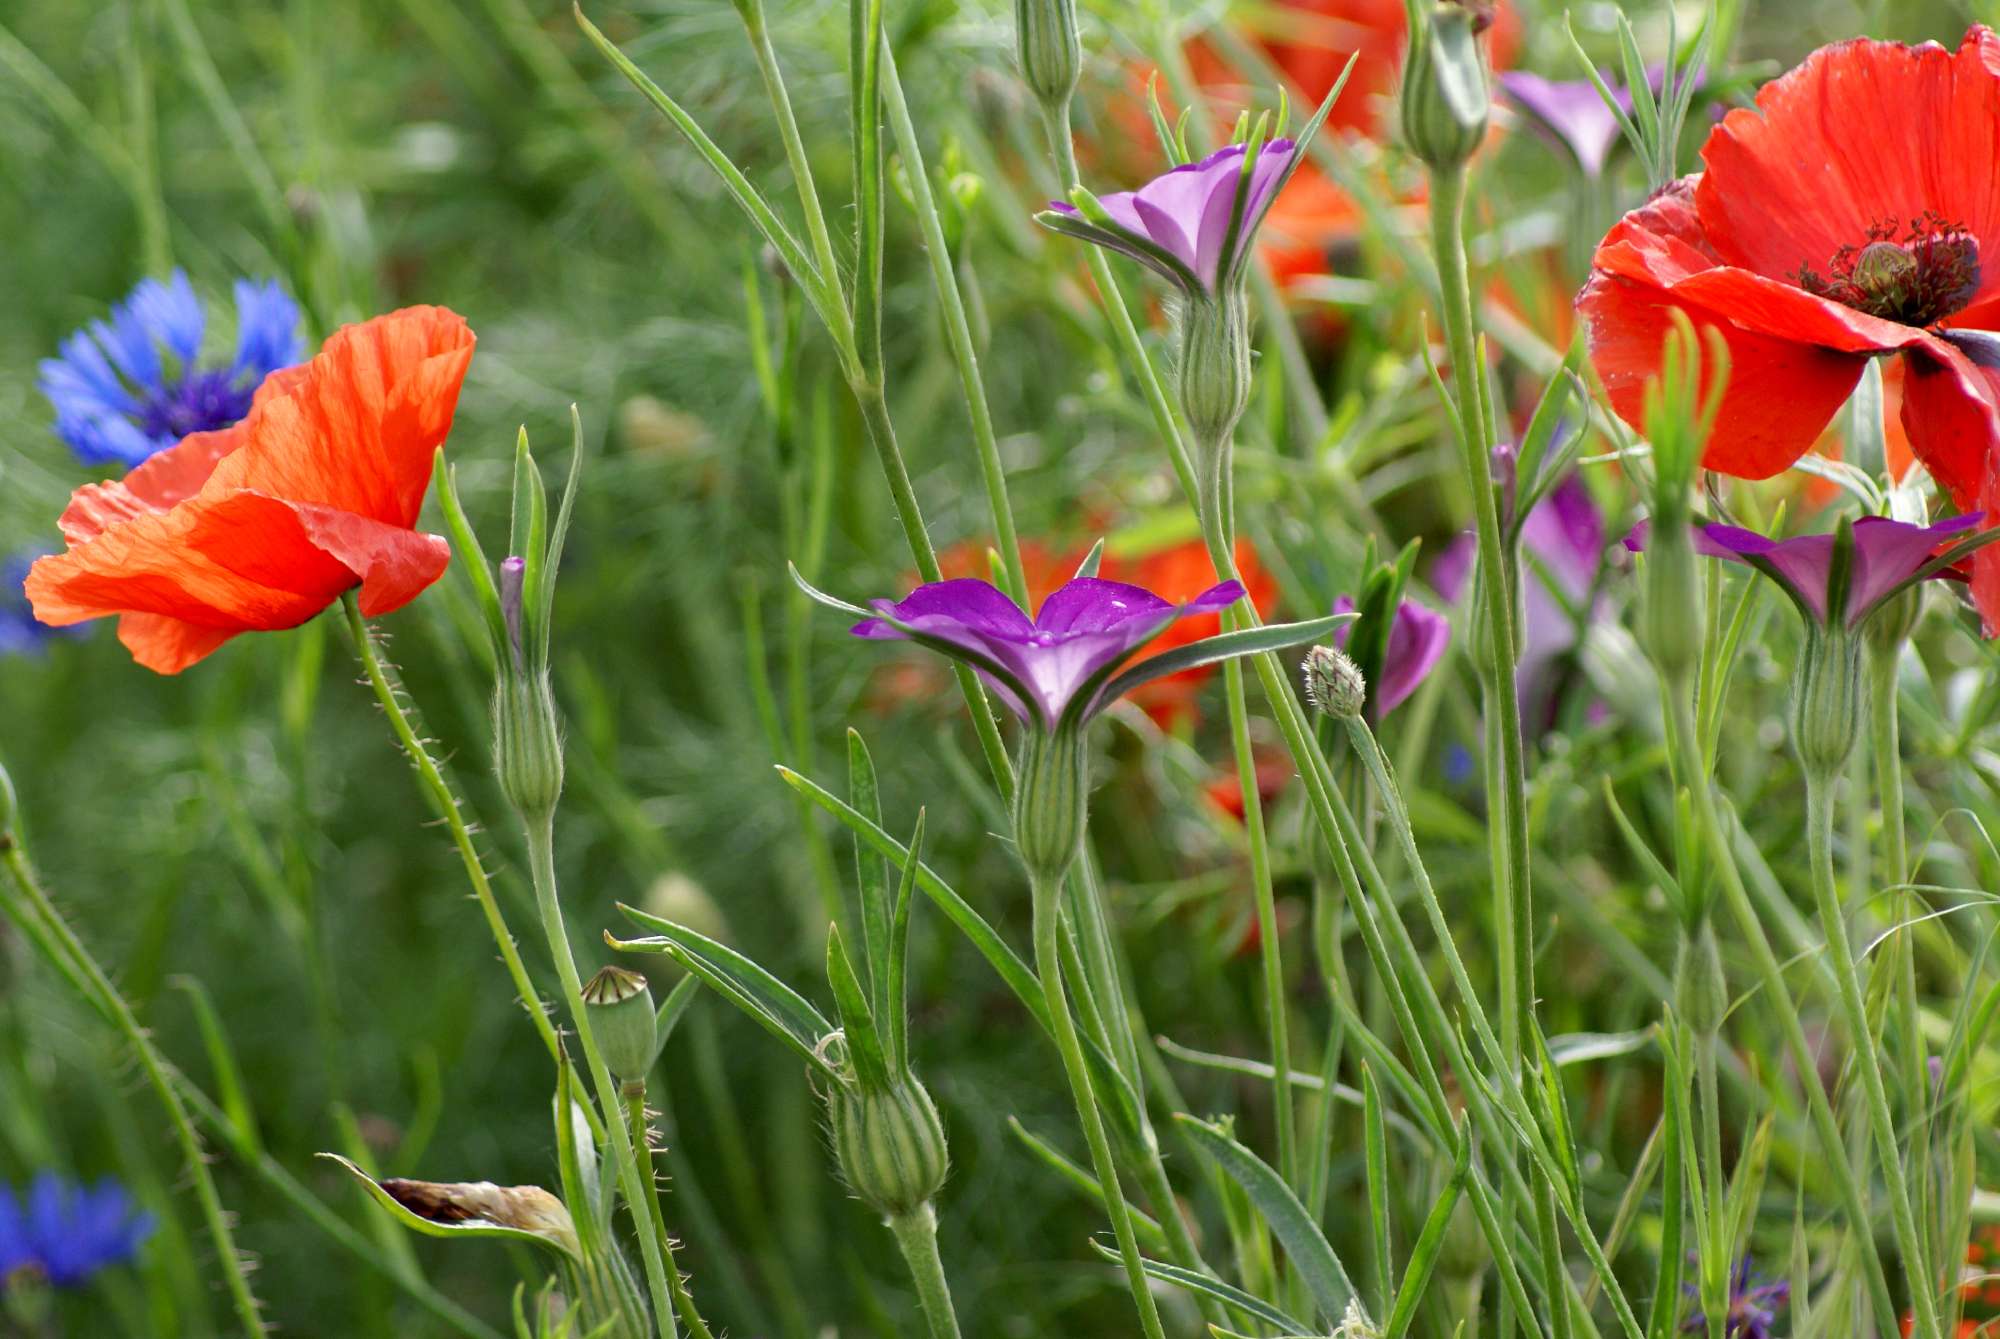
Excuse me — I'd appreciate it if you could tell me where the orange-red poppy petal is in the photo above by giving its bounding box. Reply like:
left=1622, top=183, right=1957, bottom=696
left=1696, top=27, right=2000, bottom=302
left=26, top=305, right=473, bottom=673
left=1898, top=338, right=2000, bottom=507
left=1578, top=270, right=1870, bottom=479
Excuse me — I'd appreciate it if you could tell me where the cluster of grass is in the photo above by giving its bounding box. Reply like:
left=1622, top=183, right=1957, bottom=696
left=2, top=0, right=1998, bottom=1335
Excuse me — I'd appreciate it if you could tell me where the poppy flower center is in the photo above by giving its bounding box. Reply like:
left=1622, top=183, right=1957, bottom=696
left=1796, top=214, right=1981, bottom=327
left=136, top=367, right=258, bottom=444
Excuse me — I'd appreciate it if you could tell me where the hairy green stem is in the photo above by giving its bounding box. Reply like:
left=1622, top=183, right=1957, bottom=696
left=1805, top=770, right=1939, bottom=1339
left=525, top=820, right=680, bottom=1339
left=887, top=1204, right=964, bottom=1339
left=1030, top=867, right=1168, bottom=1339
left=1872, top=646, right=1933, bottom=1234
left=626, top=1088, right=718, bottom=1339
left=0, top=842, right=269, bottom=1339
left=339, top=596, right=561, bottom=1062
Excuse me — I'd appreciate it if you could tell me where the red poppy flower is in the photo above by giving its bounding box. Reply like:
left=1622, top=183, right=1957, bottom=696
left=1578, top=27, right=2000, bottom=627
left=26, top=306, right=475, bottom=673
left=1101, top=538, right=1275, bottom=728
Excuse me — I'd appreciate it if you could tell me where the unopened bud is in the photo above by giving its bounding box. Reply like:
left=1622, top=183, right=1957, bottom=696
left=1639, top=518, right=1703, bottom=687
left=1014, top=0, right=1080, bottom=113
left=827, top=1076, right=950, bottom=1218
left=494, top=668, right=565, bottom=820
left=583, top=966, right=657, bottom=1089
left=1177, top=288, right=1254, bottom=534
left=1303, top=646, right=1366, bottom=719
left=1672, top=920, right=1726, bottom=1035
left=1011, top=726, right=1086, bottom=886
left=1399, top=3, right=1492, bottom=171
left=499, top=556, right=527, bottom=668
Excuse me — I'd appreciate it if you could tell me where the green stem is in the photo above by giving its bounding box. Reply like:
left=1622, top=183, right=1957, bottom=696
left=1805, top=769, right=1940, bottom=1339
left=339, top=596, right=562, bottom=1063
left=1694, top=1026, right=1725, bottom=1339
left=887, top=1204, right=964, bottom=1339
left=1872, top=647, right=1932, bottom=1200
left=525, top=820, right=680, bottom=1339
left=1661, top=689, right=1900, bottom=1334
left=877, top=39, right=1028, bottom=606
left=1030, top=868, right=1168, bottom=1339
left=626, top=1088, right=719, bottom=1339
left=0, top=844, right=269, bottom=1339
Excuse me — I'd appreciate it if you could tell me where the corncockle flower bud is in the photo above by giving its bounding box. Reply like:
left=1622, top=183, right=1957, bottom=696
left=1790, top=623, right=1864, bottom=779
left=582, top=965, right=657, bottom=1091
left=1673, top=920, right=1726, bottom=1031
left=499, top=556, right=527, bottom=667
left=1399, top=2, right=1492, bottom=171
left=1638, top=514, right=1703, bottom=686
left=1177, top=286, right=1254, bottom=522
left=1013, top=0, right=1079, bottom=114
left=827, top=1075, right=950, bottom=1219
left=1302, top=645, right=1366, bottom=720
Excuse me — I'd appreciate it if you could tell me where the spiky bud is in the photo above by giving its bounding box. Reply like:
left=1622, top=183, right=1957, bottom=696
left=827, top=1076, right=950, bottom=1219
left=582, top=966, right=656, bottom=1090
left=1399, top=3, right=1492, bottom=172
left=1303, top=646, right=1367, bottom=720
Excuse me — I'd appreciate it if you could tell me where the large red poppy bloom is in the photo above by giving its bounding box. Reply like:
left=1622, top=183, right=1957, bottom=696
left=26, top=306, right=475, bottom=673
left=1578, top=27, right=2000, bottom=626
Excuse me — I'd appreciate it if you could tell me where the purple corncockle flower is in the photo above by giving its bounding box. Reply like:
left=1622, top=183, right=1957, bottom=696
left=1625, top=513, right=1986, bottom=630
left=1333, top=595, right=1450, bottom=718
left=1499, top=71, right=1631, bottom=178
left=1436, top=474, right=1607, bottom=729
left=851, top=576, right=1245, bottom=730
left=39, top=270, right=301, bottom=469
left=1681, top=1255, right=1787, bottom=1339
left=0, top=1173, right=153, bottom=1288
left=1039, top=139, right=1299, bottom=297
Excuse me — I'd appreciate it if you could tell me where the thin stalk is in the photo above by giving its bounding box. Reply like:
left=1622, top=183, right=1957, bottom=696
left=1872, top=647, right=1932, bottom=1212
left=626, top=1088, right=719, bottom=1339
left=1662, top=690, right=1900, bottom=1334
left=339, top=596, right=561, bottom=1062
left=887, top=1204, right=964, bottom=1339
left=1805, top=770, right=1940, bottom=1339
left=0, top=844, right=269, bottom=1339
left=849, top=386, right=1017, bottom=800
left=1030, top=868, right=1168, bottom=1339
left=1226, top=646, right=1296, bottom=1188
left=1694, top=1027, right=1725, bottom=1339
left=878, top=39, right=1028, bottom=605
left=526, top=820, right=679, bottom=1339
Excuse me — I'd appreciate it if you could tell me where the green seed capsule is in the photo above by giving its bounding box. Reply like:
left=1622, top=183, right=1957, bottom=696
left=582, top=965, right=657, bottom=1089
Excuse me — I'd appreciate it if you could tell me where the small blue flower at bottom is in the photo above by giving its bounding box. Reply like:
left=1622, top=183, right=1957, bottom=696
left=38, top=270, right=302, bottom=468
left=1683, top=1256, right=1788, bottom=1339
left=0, top=1173, right=154, bottom=1289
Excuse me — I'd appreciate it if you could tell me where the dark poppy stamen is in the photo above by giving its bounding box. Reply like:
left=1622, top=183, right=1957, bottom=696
left=1797, top=213, right=1981, bottom=326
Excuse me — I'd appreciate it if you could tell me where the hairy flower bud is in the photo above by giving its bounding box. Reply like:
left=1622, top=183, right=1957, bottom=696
left=582, top=965, right=657, bottom=1090
left=1790, top=624, right=1864, bottom=779
left=1303, top=646, right=1367, bottom=719
left=1672, top=920, right=1726, bottom=1035
left=1399, top=3, right=1492, bottom=171
left=1014, top=0, right=1080, bottom=114
left=1177, top=288, right=1254, bottom=532
left=1012, top=725, right=1086, bottom=886
left=494, top=664, right=565, bottom=821
left=827, top=1076, right=950, bottom=1218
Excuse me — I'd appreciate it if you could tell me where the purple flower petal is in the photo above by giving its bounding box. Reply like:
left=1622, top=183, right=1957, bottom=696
left=1499, top=71, right=1629, bottom=178
left=1334, top=595, right=1451, bottom=717
left=852, top=575, right=1247, bottom=728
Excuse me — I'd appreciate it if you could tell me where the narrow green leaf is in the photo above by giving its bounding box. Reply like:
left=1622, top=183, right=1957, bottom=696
left=1086, top=1242, right=1313, bottom=1334
left=648, top=973, right=702, bottom=1070
left=1008, top=1119, right=1167, bottom=1250
left=1089, top=612, right=1353, bottom=723
left=432, top=450, right=506, bottom=652
left=552, top=1051, right=604, bottom=1255
left=1363, top=1061, right=1391, bottom=1314
left=1176, top=1114, right=1366, bottom=1326
left=885, top=808, right=924, bottom=1075
left=1601, top=778, right=1685, bottom=921
left=1073, top=538, right=1106, bottom=580
left=848, top=729, right=892, bottom=1016
left=169, top=976, right=260, bottom=1157
left=1383, top=1123, right=1469, bottom=1339
left=609, top=909, right=838, bottom=1079
left=538, top=405, right=589, bottom=663
left=825, top=923, right=887, bottom=1089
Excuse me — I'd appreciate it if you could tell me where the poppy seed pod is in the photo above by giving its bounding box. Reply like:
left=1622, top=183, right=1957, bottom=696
left=1400, top=3, right=1492, bottom=171
left=1013, top=0, right=1079, bottom=114
left=826, top=1076, right=949, bottom=1219
left=582, top=965, right=657, bottom=1090
left=1012, top=725, right=1086, bottom=887
left=1790, top=624, right=1864, bottom=780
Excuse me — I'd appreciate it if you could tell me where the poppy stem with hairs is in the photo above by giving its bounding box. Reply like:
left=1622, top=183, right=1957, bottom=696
left=625, top=1087, right=718, bottom=1339
left=337, top=593, right=564, bottom=1066
left=523, top=816, right=681, bottom=1339
left=0, top=795, right=271, bottom=1339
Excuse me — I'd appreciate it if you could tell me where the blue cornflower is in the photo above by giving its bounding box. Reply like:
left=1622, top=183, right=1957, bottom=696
left=38, top=270, right=302, bottom=468
left=0, top=1173, right=153, bottom=1289
left=1, top=554, right=59, bottom=657
left=1683, top=1256, right=1788, bottom=1339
